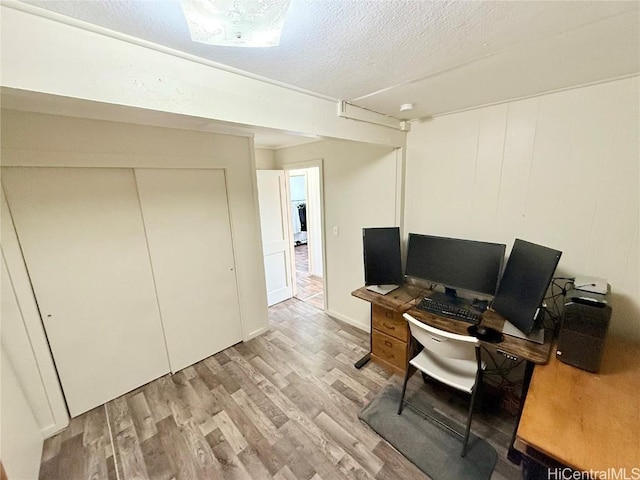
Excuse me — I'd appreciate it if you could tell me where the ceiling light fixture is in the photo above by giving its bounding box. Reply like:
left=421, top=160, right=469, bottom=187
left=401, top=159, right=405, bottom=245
left=180, top=0, right=292, bottom=47
left=400, top=103, right=414, bottom=112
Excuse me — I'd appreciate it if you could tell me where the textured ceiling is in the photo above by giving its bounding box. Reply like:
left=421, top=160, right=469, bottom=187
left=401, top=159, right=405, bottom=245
left=13, top=0, right=640, bottom=122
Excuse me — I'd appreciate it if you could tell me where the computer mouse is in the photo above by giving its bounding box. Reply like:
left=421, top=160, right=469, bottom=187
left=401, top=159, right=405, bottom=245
left=476, top=325, right=488, bottom=336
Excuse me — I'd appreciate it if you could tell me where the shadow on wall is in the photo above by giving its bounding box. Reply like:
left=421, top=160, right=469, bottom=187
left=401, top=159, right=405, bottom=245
left=609, top=292, right=640, bottom=342
left=539, top=265, right=638, bottom=343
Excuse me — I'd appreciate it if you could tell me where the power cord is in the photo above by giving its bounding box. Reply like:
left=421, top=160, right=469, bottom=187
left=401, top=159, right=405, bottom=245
left=480, top=345, right=524, bottom=385
left=542, top=276, right=574, bottom=332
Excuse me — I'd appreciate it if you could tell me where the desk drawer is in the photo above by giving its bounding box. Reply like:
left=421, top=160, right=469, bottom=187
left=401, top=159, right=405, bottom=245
left=372, top=330, right=407, bottom=370
left=372, top=305, right=408, bottom=341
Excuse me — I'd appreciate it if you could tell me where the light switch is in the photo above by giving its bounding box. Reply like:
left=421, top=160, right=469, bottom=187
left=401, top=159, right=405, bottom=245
left=333, top=226, right=339, bottom=236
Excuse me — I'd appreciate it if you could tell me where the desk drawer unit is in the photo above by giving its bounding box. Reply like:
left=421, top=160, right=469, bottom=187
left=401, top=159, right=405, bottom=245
left=372, top=305, right=409, bottom=341
left=371, top=330, right=407, bottom=372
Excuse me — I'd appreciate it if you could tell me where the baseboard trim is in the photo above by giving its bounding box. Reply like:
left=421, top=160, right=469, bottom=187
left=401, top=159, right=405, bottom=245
left=42, top=422, right=67, bottom=439
left=245, top=327, right=269, bottom=341
left=325, top=310, right=370, bottom=333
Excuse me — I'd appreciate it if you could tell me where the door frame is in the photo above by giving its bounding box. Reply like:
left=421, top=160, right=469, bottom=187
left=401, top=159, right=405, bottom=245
left=282, top=158, right=327, bottom=310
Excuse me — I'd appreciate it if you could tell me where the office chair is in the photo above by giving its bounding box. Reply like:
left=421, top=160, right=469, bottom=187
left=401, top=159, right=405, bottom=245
left=397, top=313, right=485, bottom=457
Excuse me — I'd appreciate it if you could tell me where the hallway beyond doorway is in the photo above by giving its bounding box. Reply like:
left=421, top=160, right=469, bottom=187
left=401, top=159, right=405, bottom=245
left=294, top=244, right=324, bottom=309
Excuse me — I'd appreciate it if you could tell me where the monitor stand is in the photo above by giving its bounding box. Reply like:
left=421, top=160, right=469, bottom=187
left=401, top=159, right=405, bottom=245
left=366, top=284, right=399, bottom=295
left=502, top=320, right=545, bottom=345
left=429, top=289, right=469, bottom=308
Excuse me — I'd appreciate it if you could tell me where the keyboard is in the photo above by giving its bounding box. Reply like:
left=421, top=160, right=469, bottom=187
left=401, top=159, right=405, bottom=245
left=416, top=296, right=481, bottom=324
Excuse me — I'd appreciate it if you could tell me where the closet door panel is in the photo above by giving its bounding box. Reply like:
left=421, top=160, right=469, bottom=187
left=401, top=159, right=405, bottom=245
left=135, top=168, right=242, bottom=372
left=2, top=167, right=170, bottom=417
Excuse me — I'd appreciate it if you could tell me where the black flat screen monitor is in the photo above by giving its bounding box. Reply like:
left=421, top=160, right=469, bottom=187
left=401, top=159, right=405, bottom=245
left=363, top=227, right=403, bottom=286
left=405, top=233, right=506, bottom=297
left=491, top=239, right=562, bottom=334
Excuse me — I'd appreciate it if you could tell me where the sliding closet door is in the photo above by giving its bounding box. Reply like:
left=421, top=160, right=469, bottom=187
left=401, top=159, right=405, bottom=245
left=135, top=168, right=242, bottom=372
left=2, top=167, right=170, bottom=417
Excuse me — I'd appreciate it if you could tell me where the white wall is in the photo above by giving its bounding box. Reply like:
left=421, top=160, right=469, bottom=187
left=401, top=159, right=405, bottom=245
left=1, top=110, right=269, bottom=341
left=255, top=149, right=277, bottom=169
left=405, top=77, right=639, bottom=342
left=276, top=140, right=401, bottom=331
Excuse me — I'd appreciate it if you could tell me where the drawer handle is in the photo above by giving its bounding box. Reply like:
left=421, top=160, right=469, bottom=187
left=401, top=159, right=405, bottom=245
left=384, top=340, right=393, bottom=347
left=385, top=311, right=393, bottom=319
left=383, top=323, right=395, bottom=330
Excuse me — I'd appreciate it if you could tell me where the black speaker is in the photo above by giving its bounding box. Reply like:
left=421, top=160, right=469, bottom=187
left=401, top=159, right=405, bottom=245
left=556, top=288, right=611, bottom=372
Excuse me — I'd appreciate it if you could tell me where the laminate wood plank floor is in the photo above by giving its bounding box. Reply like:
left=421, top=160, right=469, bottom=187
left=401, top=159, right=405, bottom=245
left=39, top=298, right=522, bottom=480
left=294, top=244, right=324, bottom=310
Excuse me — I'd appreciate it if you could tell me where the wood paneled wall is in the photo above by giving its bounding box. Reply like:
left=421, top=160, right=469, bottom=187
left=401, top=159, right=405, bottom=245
left=405, top=77, right=639, bottom=341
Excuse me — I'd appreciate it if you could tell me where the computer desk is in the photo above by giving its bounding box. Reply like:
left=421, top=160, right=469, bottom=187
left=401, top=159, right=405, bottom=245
left=352, top=284, right=553, bottom=369
left=352, top=283, right=554, bottom=463
left=515, top=337, right=640, bottom=472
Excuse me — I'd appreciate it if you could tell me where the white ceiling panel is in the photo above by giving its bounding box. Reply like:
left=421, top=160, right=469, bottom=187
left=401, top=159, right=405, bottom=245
left=358, top=12, right=640, bottom=119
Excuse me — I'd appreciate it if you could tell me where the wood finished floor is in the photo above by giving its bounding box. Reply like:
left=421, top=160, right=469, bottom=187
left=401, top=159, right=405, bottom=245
left=294, top=244, right=324, bottom=310
left=38, top=299, right=522, bottom=480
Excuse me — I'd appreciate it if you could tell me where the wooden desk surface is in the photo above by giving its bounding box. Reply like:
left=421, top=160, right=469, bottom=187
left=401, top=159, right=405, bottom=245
left=406, top=307, right=553, bottom=364
left=351, top=284, right=424, bottom=311
left=517, top=337, right=640, bottom=470
left=351, top=284, right=553, bottom=364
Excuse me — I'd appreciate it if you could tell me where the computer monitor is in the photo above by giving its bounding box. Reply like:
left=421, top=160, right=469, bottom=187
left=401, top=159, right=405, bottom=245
left=405, top=233, right=506, bottom=299
left=363, top=227, right=403, bottom=292
left=491, top=239, right=562, bottom=335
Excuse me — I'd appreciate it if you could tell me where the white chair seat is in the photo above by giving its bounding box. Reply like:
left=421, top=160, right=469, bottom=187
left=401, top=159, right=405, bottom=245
left=410, top=350, right=486, bottom=393
left=398, top=313, right=486, bottom=457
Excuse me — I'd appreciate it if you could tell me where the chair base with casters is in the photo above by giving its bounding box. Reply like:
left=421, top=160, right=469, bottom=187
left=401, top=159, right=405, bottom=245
left=397, top=313, right=486, bottom=457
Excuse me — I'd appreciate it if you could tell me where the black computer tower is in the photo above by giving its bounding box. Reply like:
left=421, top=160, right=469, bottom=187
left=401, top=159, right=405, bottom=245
left=556, top=288, right=611, bottom=373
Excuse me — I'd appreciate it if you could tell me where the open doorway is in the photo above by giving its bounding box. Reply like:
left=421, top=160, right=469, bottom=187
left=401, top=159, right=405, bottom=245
left=287, top=166, right=324, bottom=310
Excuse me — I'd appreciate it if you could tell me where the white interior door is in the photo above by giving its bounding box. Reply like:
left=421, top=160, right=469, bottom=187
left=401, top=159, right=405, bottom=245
left=135, top=168, right=242, bottom=372
left=2, top=167, right=170, bottom=417
left=257, top=170, right=294, bottom=306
